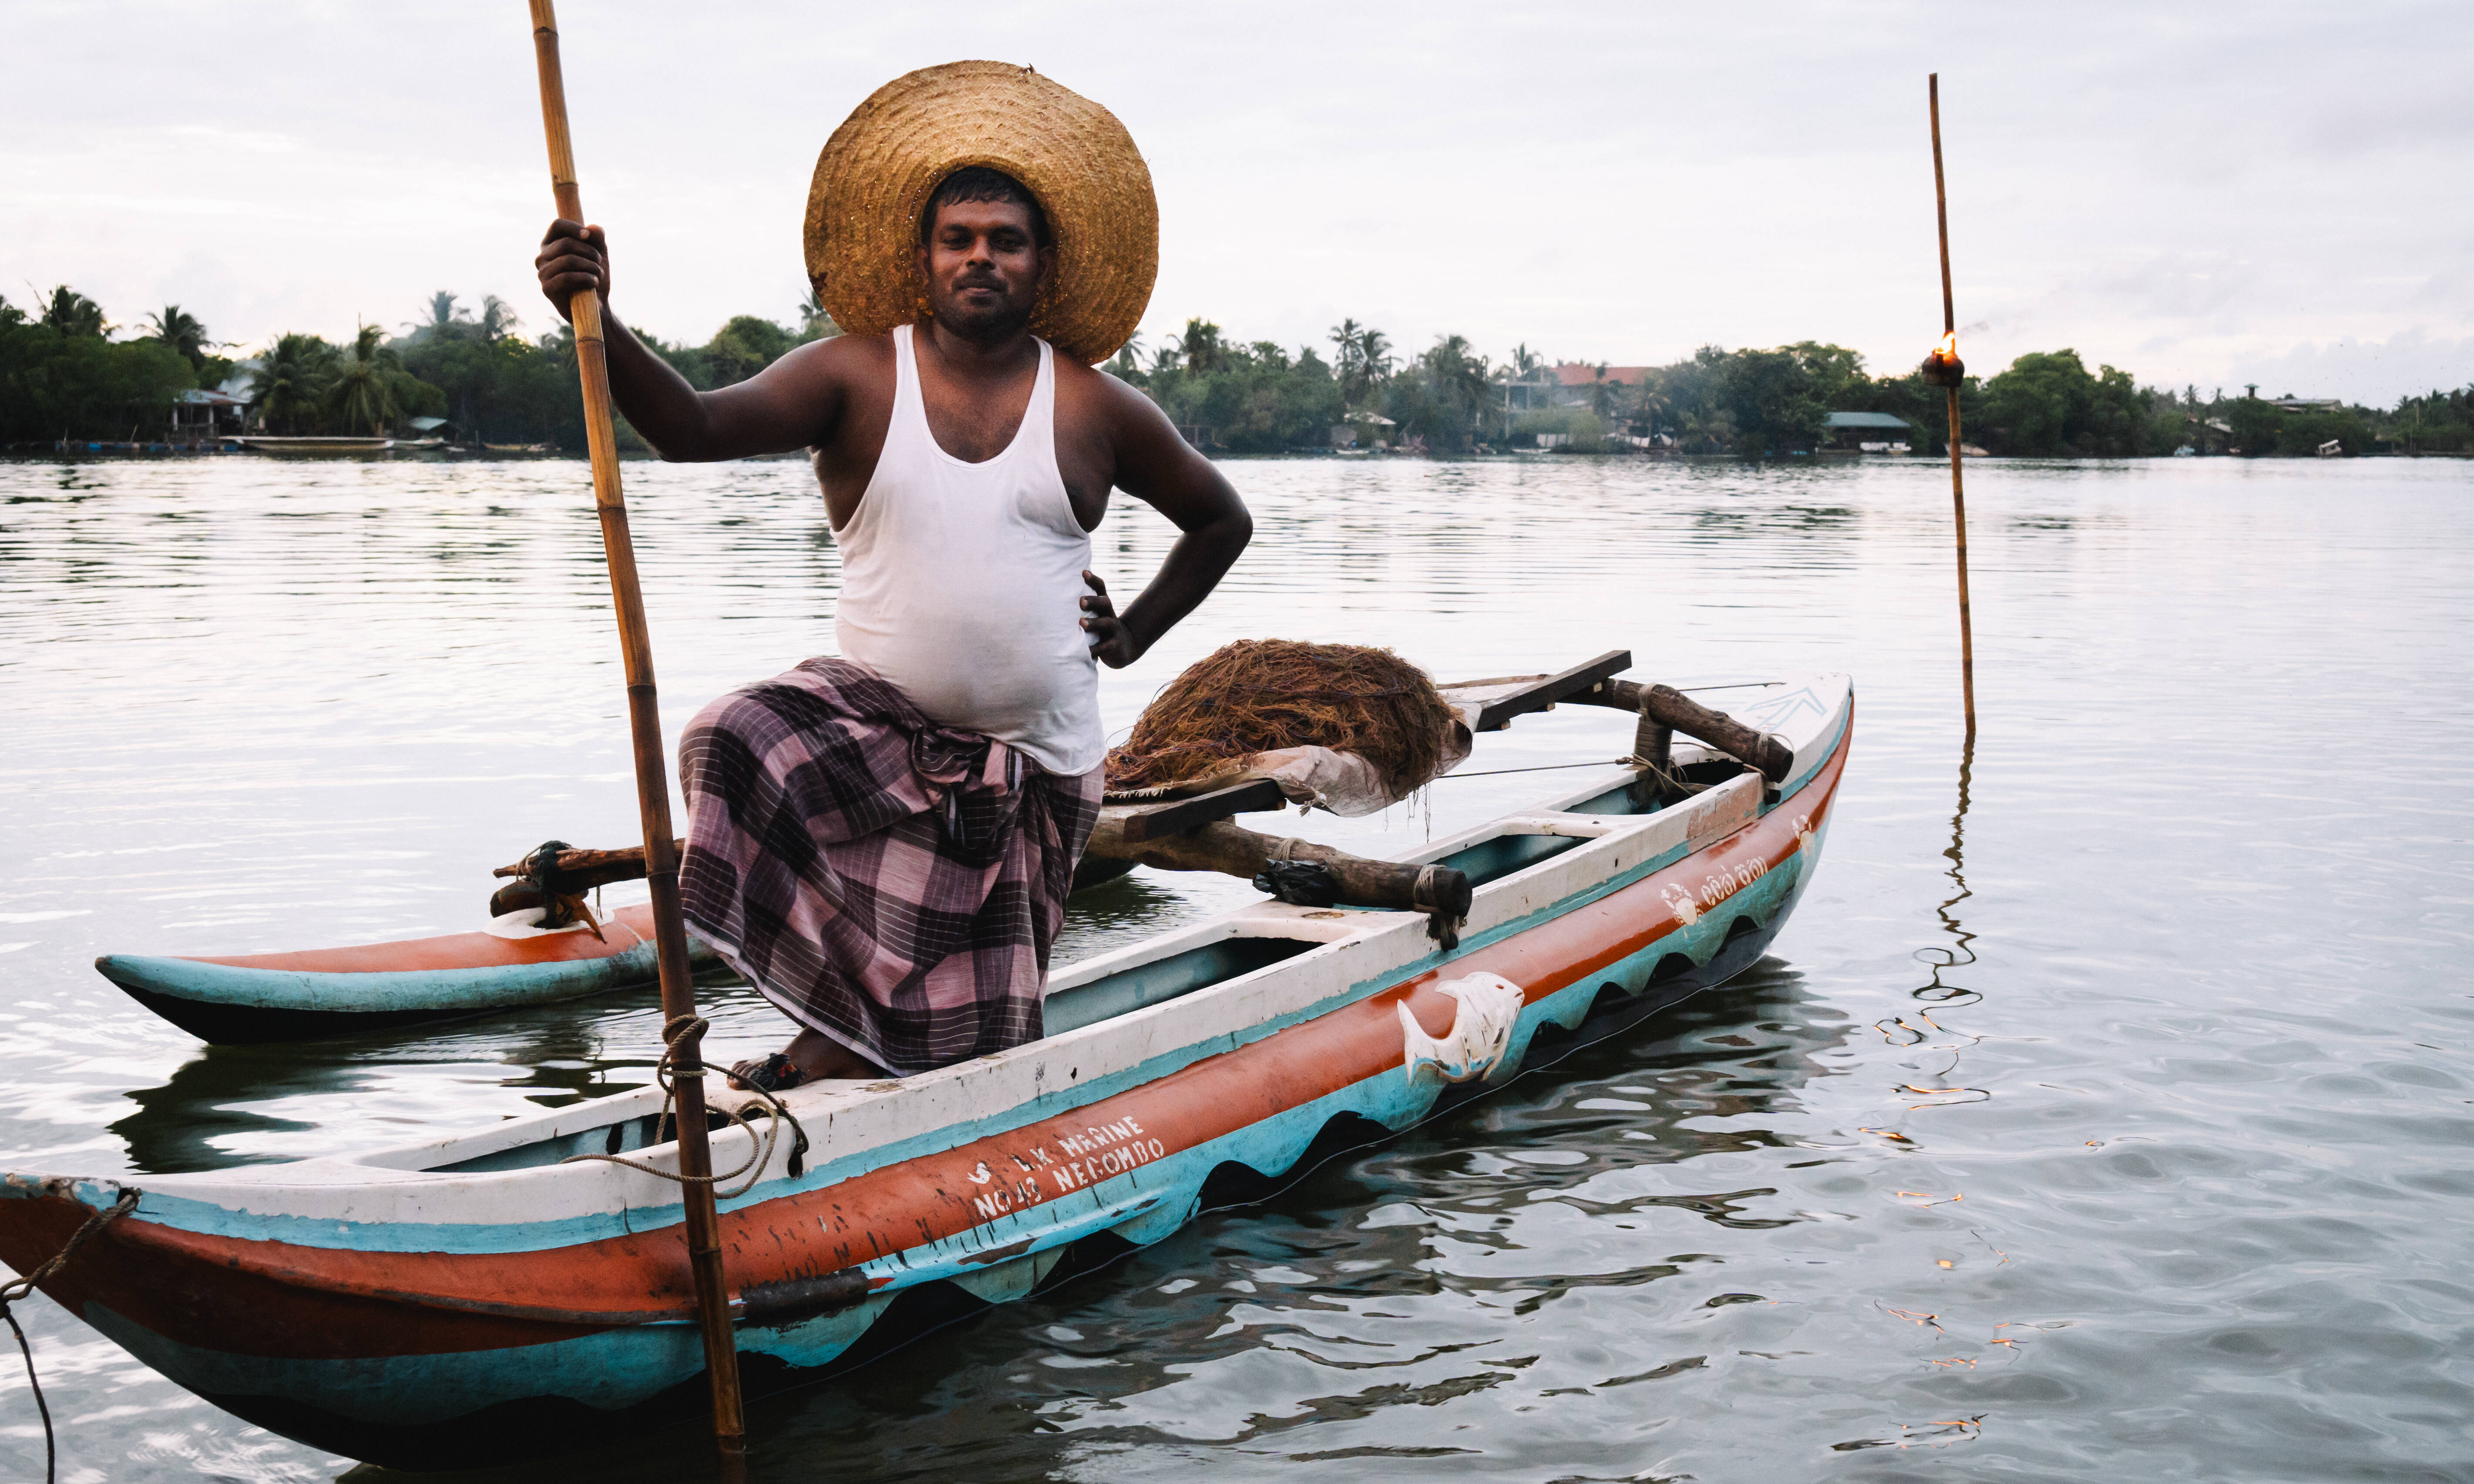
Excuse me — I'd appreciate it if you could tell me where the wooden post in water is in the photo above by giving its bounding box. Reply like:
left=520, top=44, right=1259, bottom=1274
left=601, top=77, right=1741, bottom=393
left=1928, top=72, right=1979, bottom=741
left=524, top=3, right=749, bottom=1473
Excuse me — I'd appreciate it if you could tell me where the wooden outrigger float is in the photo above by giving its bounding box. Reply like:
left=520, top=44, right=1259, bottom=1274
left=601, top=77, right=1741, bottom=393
left=92, top=905, right=729, bottom=1046
left=5, top=670, right=1850, bottom=1470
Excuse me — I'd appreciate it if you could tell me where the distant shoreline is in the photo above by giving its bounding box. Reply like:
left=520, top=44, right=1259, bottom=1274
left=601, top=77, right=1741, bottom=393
left=10, top=444, right=2471, bottom=464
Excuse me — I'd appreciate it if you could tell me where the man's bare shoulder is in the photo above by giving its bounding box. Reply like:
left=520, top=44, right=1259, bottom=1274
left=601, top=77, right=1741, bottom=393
left=772, top=329, right=894, bottom=386
left=1054, top=355, right=1171, bottom=433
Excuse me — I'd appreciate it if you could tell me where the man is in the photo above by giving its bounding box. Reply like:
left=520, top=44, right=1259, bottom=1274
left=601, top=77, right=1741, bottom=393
left=534, top=64, right=1249, bottom=1088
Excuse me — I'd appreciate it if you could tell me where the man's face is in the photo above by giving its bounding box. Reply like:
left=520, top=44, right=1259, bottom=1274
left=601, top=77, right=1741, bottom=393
left=917, top=198, right=1051, bottom=341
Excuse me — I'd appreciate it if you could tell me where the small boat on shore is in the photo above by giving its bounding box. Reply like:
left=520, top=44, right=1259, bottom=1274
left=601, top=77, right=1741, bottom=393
left=234, top=435, right=395, bottom=455
left=6, top=669, right=1849, bottom=1470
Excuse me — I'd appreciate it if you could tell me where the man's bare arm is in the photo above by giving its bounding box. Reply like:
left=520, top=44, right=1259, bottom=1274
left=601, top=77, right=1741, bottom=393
left=535, top=219, right=843, bottom=461
left=1079, top=377, right=1252, bottom=667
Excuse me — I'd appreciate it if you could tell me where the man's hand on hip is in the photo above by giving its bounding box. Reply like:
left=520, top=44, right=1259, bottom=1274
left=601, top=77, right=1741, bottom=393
left=1080, top=570, right=1142, bottom=668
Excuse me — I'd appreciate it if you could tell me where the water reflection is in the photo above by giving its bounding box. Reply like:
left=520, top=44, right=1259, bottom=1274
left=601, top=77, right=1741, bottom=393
left=109, top=997, right=691, bottom=1173
left=114, top=1045, right=354, bottom=1174
left=1872, top=740, right=1983, bottom=1106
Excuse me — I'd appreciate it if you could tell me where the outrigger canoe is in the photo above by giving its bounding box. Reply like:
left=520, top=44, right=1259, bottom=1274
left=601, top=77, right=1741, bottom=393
left=88, top=649, right=1720, bottom=1047
left=3, top=673, right=1850, bottom=1470
left=95, top=903, right=728, bottom=1045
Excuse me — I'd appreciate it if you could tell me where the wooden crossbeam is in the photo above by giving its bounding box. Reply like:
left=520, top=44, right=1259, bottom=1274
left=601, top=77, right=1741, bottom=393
left=1470, top=649, right=1633, bottom=732
left=1113, top=778, right=1290, bottom=843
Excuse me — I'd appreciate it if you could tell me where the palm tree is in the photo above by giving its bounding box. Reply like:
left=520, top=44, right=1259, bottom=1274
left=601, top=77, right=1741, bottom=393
left=1634, top=378, right=1670, bottom=445
left=1418, top=334, right=1492, bottom=437
left=1347, top=327, right=1393, bottom=409
left=1677, top=404, right=1736, bottom=455
left=1329, top=318, right=1364, bottom=383
left=142, top=305, right=213, bottom=368
left=251, top=333, right=338, bottom=433
left=1330, top=320, right=1393, bottom=408
left=1588, top=364, right=1617, bottom=421
left=38, top=286, right=108, bottom=338
left=798, top=291, right=839, bottom=342
left=409, top=291, right=473, bottom=341
left=325, top=324, right=402, bottom=435
left=479, top=295, right=521, bottom=343
left=1432, top=335, right=1488, bottom=400
left=1177, top=318, right=1229, bottom=375
left=1356, top=326, right=1393, bottom=379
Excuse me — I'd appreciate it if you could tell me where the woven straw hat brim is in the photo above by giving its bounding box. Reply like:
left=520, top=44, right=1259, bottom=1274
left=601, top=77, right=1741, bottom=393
left=805, top=61, right=1157, bottom=366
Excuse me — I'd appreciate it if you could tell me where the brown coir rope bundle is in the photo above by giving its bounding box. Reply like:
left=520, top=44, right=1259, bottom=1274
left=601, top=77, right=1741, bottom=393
left=1106, top=639, right=1457, bottom=800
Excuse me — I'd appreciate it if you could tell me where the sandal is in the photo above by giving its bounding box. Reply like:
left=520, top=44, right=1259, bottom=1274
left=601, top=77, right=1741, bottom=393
left=726, top=1051, right=809, bottom=1093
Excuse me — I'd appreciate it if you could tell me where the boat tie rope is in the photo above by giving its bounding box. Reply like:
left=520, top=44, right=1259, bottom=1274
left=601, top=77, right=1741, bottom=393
left=562, top=1016, right=810, bottom=1198
left=3, top=1185, right=141, bottom=1484
left=1413, top=865, right=1465, bottom=952
left=1436, top=758, right=1631, bottom=778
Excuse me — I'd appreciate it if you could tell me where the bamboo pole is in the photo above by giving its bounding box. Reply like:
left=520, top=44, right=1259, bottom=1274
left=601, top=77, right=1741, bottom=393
left=524, top=4, right=748, bottom=1472
left=1929, top=73, right=1978, bottom=741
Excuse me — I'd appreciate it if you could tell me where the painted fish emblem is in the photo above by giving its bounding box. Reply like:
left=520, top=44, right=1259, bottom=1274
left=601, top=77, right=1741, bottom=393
left=1399, top=971, right=1525, bottom=1087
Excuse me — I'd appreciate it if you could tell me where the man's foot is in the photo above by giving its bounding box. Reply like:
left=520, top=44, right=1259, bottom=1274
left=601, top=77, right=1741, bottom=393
left=725, top=1051, right=808, bottom=1093
left=727, top=1029, right=883, bottom=1090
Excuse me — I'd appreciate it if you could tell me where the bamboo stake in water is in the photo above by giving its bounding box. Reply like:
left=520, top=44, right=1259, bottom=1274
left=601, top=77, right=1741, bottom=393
left=525, top=3, right=749, bottom=1472
left=1929, top=72, right=1978, bottom=740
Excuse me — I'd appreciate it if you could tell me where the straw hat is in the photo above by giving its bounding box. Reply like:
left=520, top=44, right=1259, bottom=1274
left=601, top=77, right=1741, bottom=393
left=804, top=61, right=1157, bottom=365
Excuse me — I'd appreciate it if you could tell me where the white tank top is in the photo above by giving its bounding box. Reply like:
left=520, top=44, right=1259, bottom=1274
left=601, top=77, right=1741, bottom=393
left=833, top=325, right=1105, bottom=776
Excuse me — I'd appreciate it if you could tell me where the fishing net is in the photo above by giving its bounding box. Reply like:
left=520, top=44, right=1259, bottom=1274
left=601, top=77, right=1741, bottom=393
left=1105, top=639, right=1459, bottom=801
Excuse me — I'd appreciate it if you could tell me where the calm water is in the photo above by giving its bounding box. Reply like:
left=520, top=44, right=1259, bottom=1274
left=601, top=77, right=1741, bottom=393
left=3, top=452, right=2470, bottom=1482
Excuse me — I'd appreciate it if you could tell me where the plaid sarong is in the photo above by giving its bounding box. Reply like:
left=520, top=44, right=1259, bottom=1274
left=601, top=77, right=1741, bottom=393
left=677, top=656, right=1104, bottom=1076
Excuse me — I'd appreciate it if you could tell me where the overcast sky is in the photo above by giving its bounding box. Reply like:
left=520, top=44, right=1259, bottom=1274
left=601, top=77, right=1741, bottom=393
left=9, top=0, right=2469, bottom=403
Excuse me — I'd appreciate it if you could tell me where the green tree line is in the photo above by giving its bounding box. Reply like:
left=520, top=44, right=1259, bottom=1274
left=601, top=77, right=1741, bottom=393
left=0, top=286, right=836, bottom=449
left=0, top=288, right=204, bottom=445
left=6, top=283, right=2466, bottom=458
left=1117, top=317, right=2474, bottom=459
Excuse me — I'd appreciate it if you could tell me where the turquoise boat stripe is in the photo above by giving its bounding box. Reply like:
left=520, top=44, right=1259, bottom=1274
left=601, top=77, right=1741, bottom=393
left=94, top=939, right=718, bottom=1014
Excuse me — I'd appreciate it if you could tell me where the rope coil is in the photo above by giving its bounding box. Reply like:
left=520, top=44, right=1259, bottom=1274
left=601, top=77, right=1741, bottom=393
left=563, top=1016, right=809, bottom=1199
